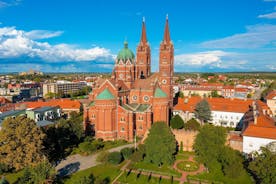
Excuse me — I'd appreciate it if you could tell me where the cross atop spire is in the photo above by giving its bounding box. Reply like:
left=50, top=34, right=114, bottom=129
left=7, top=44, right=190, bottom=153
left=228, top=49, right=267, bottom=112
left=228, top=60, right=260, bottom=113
left=163, top=15, right=171, bottom=43
left=140, top=17, right=147, bottom=44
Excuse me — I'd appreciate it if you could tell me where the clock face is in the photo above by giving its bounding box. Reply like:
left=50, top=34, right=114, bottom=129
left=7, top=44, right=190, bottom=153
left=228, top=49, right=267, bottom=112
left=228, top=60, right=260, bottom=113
left=132, top=95, right=137, bottom=101
left=143, top=95, right=149, bottom=102
left=162, top=79, right=167, bottom=84
left=119, top=73, right=123, bottom=79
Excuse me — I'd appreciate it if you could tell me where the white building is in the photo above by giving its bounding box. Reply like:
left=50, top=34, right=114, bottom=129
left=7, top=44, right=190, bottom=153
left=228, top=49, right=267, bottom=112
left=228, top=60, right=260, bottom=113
left=242, top=101, right=276, bottom=154
left=174, top=96, right=253, bottom=128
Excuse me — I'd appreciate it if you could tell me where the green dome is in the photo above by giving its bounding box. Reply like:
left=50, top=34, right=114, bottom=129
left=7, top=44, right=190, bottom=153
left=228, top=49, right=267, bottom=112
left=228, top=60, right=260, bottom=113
left=117, top=41, right=135, bottom=63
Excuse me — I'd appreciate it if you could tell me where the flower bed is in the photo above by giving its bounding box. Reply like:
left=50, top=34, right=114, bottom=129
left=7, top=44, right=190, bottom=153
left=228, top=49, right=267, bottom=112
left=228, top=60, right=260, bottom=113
left=176, top=161, right=199, bottom=172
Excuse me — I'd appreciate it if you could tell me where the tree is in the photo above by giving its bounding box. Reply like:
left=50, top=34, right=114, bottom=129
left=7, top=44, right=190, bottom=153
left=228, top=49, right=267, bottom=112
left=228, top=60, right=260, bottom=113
left=145, top=122, right=176, bottom=166
left=194, top=99, right=212, bottom=124
left=170, top=115, right=184, bottom=129
left=0, top=116, right=46, bottom=171
left=249, top=146, right=276, bottom=184
left=0, top=177, right=9, bottom=184
left=211, top=90, right=220, bottom=97
left=193, top=125, right=227, bottom=171
left=179, top=91, right=184, bottom=98
left=121, top=147, right=134, bottom=160
left=17, top=161, right=55, bottom=184
left=107, top=152, right=123, bottom=164
left=78, top=174, right=95, bottom=184
left=184, top=118, right=200, bottom=131
left=194, top=125, right=246, bottom=178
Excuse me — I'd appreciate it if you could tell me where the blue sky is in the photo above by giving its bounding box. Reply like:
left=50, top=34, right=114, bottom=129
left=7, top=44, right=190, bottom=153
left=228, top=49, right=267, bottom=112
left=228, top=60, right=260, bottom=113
left=0, top=0, right=276, bottom=72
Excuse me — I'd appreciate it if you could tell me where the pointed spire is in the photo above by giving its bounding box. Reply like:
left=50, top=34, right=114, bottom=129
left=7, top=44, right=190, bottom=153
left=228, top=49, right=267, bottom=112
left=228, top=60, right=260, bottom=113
left=140, top=17, right=147, bottom=44
left=163, top=14, right=171, bottom=43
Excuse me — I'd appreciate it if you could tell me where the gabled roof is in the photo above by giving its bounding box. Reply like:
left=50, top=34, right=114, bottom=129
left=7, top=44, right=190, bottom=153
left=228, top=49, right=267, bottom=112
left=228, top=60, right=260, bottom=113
left=266, top=90, right=276, bottom=100
left=154, top=87, right=167, bottom=98
left=96, top=88, right=115, bottom=100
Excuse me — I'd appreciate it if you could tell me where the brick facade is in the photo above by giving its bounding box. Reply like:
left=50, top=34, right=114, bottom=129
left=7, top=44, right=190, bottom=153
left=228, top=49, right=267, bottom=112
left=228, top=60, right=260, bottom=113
left=84, top=17, right=174, bottom=141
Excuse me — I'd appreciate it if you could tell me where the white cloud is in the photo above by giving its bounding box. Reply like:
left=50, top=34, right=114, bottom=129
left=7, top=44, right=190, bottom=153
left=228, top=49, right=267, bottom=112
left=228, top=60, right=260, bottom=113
left=175, top=50, right=231, bottom=67
left=258, top=12, right=276, bottom=19
left=0, top=26, right=114, bottom=62
left=0, top=0, right=21, bottom=8
left=25, top=30, right=63, bottom=40
left=201, top=24, right=276, bottom=49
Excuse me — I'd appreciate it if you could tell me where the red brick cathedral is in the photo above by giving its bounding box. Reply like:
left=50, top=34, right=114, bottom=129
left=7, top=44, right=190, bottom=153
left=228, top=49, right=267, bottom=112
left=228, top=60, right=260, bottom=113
left=84, top=17, right=174, bottom=141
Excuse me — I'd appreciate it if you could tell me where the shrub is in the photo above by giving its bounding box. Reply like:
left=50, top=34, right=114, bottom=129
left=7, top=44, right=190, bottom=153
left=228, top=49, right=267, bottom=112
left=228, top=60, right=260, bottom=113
left=170, top=115, right=184, bottom=129
left=130, top=151, right=144, bottom=162
left=96, top=151, right=109, bottom=163
left=121, top=147, right=134, bottom=160
left=107, top=152, right=123, bottom=164
left=78, top=139, right=104, bottom=154
left=184, top=118, right=200, bottom=131
left=0, top=163, right=9, bottom=174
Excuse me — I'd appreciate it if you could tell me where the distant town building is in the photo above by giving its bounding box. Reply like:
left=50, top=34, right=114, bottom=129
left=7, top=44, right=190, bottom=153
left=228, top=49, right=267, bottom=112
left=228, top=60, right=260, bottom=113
left=19, top=69, right=43, bottom=76
left=43, top=81, right=86, bottom=97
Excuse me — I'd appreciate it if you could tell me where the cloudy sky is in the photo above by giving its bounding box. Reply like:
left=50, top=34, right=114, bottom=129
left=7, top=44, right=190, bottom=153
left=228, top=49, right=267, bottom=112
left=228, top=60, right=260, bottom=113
left=0, top=0, right=275, bottom=73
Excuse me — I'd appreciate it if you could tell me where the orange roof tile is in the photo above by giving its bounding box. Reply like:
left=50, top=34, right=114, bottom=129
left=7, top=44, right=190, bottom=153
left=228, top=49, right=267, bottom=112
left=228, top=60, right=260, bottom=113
left=0, top=97, right=11, bottom=104
left=174, top=96, right=253, bottom=113
left=18, top=99, right=81, bottom=110
left=266, top=90, right=276, bottom=100
left=243, top=125, right=276, bottom=139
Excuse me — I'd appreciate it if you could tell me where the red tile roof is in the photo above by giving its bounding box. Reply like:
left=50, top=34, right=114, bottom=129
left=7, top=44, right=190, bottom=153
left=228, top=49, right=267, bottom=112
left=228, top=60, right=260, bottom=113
left=242, top=101, right=276, bottom=139
left=174, top=96, right=253, bottom=113
left=17, top=99, right=81, bottom=110
left=0, top=97, right=11, bottom=104
left=266, top=90, right=276, bottom=100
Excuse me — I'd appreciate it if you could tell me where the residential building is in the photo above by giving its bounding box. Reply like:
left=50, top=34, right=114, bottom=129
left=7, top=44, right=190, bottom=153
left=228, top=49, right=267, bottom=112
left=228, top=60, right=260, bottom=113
left=84, top=17, right=174, bottom=141
left=242, top=101, right=276, bottom=154
left=26, top=106, right=61, bottom=122
left=43, top=81, right=86, bottom=97
left=16, top=98, right=81, bottom=117
left=173, top=96, right=253, bottom=128
left=266, top=90, right=276, bottom=116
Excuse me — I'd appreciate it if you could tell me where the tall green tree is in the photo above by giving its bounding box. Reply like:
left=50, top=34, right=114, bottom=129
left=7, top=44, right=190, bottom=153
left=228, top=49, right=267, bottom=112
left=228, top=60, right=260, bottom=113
left=145, top=122, right=176, bottom=166
left=249, top=146, right=276, bottom=184
left=194, top=99, right=212, bottom=123
left=170, top=115, right=184, bottom=129
left=0, top=116, right=46, bottom=171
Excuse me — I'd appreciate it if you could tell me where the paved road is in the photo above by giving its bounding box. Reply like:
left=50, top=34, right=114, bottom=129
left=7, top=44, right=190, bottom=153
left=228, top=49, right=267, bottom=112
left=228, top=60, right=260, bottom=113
left=55, top=143, right=134, bottom=177
left=253, top=87, right=265, bottom=100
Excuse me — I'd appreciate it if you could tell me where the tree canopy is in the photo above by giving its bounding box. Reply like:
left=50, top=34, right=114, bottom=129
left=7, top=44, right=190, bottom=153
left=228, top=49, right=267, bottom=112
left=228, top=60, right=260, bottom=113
left=184, top=118, right=200, bottom=131
left=0, top=116, right=46, bottom=171
left=194, top=99, right=212, bottom=123
left=193, top=125, right=246, bottom=179
left=249, top=146, right=276, bottom=184
left=145, top=122, right=176, bottom=166
left=170, top=115, right=184, bottom=129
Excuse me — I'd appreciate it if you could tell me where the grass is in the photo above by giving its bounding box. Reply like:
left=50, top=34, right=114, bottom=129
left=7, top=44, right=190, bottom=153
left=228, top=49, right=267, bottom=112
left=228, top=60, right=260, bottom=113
left=188, top=169, right=253, bottom=184
left=118, top=172, right=179, bottom=184
left=62, top=162, right=123, bottom=184
left=177, top=161, right=199, bottom=172
left=129, top=161, right=181, bottom=177
left=4, top=170, right=24, bottom=184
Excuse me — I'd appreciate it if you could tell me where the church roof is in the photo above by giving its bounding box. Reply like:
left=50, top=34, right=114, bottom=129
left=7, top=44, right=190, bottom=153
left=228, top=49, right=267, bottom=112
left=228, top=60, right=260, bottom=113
left=117, top=41, right=135, bottom=63
left=96, top=88, right=115, bottom=100
left=154, top=87, right=167, bottom=98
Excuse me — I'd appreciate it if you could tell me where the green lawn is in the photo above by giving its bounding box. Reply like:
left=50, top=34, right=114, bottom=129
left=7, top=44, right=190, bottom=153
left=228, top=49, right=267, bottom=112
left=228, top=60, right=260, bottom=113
left=4, top=170, right=24, bottom=184
left=188, top=169, right=254, bottom=184
left=62, top=162, right=123, bottom=184
left=118, top=172, right=179, bottom=184
left=129, top=161, right=181, bottom=177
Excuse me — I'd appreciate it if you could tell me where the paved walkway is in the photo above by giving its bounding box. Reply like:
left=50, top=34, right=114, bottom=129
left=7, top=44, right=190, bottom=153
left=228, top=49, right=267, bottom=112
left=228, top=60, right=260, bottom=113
left=55, top=144, right=134, bottom=177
